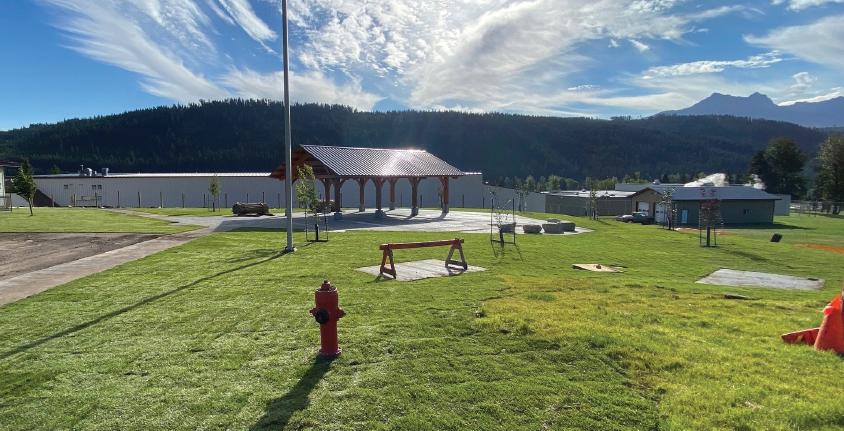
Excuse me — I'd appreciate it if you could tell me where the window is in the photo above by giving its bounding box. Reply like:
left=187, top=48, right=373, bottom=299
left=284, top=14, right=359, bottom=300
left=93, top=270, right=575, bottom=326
left=63, top=184, right=69, bottom=190
left=743, top=209, right=752, bottom=215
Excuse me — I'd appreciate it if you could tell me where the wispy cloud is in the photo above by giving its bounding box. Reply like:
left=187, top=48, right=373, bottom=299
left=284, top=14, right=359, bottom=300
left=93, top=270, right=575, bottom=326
left=772, top=0, right=844, bottom=11
left=642, top=51, right=784, bottom=79
left=746, top=15, right=844, bottom=71
left=215, top=0, right=277, bottom=46
left=221, top=68, right=381, bottom=109
left=44, top=0, right=227, bottom=101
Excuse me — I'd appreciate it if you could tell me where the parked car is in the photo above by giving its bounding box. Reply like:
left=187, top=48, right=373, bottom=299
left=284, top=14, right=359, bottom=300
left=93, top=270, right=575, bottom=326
left=615, top=211, right=654, bottom=225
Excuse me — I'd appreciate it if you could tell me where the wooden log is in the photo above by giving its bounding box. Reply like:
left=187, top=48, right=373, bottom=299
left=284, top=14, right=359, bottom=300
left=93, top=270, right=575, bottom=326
left=232, top=202, right=270, bottom=216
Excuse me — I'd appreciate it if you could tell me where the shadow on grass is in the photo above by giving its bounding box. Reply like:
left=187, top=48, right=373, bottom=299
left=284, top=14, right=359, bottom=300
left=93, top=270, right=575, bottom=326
left=0, top=252, right=285, bottom=361
left=730, top=222, right=812, bottom=231
left=250, top=358, right=334, bottom=430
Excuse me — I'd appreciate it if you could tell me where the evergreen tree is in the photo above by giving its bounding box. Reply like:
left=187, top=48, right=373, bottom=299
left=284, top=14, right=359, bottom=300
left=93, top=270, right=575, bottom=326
left=750, top=138, right=807, bottom=196
left=816, top=135, right=844, bottom=202
left=13, top=160, right=37, bottom=216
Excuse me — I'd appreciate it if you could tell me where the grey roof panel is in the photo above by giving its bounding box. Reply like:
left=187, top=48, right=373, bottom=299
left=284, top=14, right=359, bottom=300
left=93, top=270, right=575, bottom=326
left=301, top=145, right=464, bottom=177
left=671, top=186, right=780, bottom=201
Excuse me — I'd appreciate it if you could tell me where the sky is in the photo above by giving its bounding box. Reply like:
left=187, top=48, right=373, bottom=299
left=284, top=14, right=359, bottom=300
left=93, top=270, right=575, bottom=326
left=1, top=0, right=844, bottom=130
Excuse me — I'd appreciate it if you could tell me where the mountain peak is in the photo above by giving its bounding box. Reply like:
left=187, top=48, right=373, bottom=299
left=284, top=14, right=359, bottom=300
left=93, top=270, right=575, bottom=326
left=659, top=92, right=843, bottom=128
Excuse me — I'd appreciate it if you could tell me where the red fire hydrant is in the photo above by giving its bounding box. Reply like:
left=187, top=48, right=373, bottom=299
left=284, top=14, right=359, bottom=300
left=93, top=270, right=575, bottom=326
left=310, top=280, right=345, bottom=358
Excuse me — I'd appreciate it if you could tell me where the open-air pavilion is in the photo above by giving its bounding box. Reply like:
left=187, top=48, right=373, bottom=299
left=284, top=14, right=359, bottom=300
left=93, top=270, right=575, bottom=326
left=270, top=145, right=465, bottom=216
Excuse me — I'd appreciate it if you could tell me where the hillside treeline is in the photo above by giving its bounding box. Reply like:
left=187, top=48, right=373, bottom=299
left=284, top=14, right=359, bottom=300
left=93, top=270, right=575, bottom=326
left=0, top=99, right=829, bottom=180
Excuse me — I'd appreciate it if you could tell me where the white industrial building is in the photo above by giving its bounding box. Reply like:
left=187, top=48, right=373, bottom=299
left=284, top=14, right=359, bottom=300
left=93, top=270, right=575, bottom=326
left=33, top=171, right=486, bottom=210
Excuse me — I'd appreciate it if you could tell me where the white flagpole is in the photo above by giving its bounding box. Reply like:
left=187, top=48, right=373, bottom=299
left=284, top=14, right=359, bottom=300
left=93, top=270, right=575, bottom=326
left=282, top=0, right=295, bottom=253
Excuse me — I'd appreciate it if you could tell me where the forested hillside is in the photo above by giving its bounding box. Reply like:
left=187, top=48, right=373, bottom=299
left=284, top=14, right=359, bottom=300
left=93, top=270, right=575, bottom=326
left=0, top=100, right=829, bottom=180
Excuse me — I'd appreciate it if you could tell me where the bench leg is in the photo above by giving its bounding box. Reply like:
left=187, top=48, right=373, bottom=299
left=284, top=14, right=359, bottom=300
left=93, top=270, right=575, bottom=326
left=379, top=249, right=397, bottom=279
left=445, top=243, right=468, bottom=270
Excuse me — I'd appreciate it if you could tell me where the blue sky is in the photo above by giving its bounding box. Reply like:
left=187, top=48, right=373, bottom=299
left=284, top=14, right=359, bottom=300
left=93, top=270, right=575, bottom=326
left=2, top=0, right=844, bottom=131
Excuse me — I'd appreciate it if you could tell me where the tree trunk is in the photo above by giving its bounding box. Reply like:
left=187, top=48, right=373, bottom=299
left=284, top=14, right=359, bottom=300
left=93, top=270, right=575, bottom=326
left=28, top=199, right=33, bottom=216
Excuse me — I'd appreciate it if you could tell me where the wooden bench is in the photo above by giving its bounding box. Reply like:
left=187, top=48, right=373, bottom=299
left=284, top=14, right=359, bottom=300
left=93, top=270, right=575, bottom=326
left=379, top=238, right=467, bottom=279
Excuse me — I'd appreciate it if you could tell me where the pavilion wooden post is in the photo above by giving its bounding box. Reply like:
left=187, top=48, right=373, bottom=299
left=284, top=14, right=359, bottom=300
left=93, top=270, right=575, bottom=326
left=439, top=176, right=450, bottom=214
left=388, top=178, right=398, bottom=210
left=333, top=178, right=346, bottom=213
left=320, top=178, right=332, bottom=205
left=374, top=178, right=386, bottom=217
left=357, top=177, right=367, bottom=212
left=409, top=177, right=421, bottom=217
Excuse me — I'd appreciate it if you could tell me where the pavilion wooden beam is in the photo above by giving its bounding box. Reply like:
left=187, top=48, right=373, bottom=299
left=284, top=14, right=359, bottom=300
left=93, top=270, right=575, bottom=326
left=332, top=177, right=346, bottom=213
left=373, top=178, right=386, bottom=216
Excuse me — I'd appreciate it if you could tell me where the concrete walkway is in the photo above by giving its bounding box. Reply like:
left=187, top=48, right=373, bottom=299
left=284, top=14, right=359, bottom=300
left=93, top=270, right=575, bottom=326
left=0, top=228, right=209, bottom=306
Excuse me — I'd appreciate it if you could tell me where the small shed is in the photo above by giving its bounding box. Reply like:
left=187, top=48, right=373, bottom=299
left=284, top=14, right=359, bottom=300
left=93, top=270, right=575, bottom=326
left=271, top=145, right=465, bottom=215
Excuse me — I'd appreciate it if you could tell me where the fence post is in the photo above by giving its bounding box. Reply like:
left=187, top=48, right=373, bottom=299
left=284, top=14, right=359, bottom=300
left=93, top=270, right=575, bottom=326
left=225, top=193, right=228, bottom=208
left=159, top=191, right=163, bottom=208
left=117, top=190, right=120, bottom=208
left=182, top=193, right=185, bottom=208
left=247, top=192, right=249, bottom=203
left=277, top=193, right=280, bottom=209
left=262, top=191, right=265, bottom=203
left=137, top=191, right=141, bottom=208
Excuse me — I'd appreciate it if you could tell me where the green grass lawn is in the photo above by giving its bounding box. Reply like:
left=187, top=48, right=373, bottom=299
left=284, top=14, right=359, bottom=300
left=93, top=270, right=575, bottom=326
left=0, top=213, right=842, bottom=429
left=0, top=208, right=197, bottom=233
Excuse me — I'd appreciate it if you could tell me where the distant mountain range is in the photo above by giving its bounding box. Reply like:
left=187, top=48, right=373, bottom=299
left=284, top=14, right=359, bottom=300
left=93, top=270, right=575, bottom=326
left=659, top=92, right=844, bottom=128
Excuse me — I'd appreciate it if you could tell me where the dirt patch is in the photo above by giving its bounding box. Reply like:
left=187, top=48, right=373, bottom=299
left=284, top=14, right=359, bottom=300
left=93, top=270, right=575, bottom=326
left=801, top=243, right=844, bottom=255
left=0, top=233, right=159, bottom=280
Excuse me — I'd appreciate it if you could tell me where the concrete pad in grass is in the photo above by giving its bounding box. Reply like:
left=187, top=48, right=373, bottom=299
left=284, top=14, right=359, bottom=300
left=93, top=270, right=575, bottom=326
left=357, top=259, right=486, bottom=281
left=696, top=268, right=823, bottom=291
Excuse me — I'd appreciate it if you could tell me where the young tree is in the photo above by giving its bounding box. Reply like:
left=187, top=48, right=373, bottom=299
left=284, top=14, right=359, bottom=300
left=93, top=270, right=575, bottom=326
left=816, top=134, right=844, bottom=203
left=547, top=175, right=562, bottom=191
left=295, top=164, right=318, bottom=211
left=208, top=174, right=221, bottom=212
left=752, top=138, right=807, bottom=196
left=13, top=160, right=37, bottom=216
left=524, top=175, right=536, bottom=192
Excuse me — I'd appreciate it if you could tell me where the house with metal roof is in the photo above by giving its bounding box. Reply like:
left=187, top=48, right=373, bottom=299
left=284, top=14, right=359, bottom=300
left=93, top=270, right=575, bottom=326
left=271, top=145, right=466, bottom=216
left=629, top=185, right=781, bottom=225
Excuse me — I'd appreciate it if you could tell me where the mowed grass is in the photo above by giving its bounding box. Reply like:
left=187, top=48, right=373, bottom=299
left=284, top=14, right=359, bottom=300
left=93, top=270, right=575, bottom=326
left=0, top=212, right=842, bottom=429
left=0, top=208, right=197, bottom=233
left=133, top=207, right=306, bottom=217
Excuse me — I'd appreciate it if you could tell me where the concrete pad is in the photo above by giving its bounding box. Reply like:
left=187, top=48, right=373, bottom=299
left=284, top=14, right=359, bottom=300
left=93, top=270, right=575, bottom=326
left=696, top=268, right=824, bottom=291
left=572, top=264, right=623, bottom=273
left=151, top=208, right=591, bottom=236
left=356, top=259, right=486, bottom=281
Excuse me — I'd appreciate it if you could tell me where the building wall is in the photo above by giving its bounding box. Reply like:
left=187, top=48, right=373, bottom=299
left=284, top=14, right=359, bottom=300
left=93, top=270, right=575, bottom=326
left=33, top=173, right=486, bottom=210
left=545, top=195, right=630, bottom=216
left=773, top=194, right=790, bottom=216
left=480, top=186, right=547, bottom=212
left=675, top=200, right=775, bottom=225
left=0, top=168, right=5, bottom=195
left=631, top=189, right=661, bottom=214
left=545, top=195, right=587, bottom=216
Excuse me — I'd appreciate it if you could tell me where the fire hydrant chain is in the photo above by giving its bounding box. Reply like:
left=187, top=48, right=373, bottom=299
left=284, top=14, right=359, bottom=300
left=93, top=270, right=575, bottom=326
left=309, top=280, right=345, bottom=358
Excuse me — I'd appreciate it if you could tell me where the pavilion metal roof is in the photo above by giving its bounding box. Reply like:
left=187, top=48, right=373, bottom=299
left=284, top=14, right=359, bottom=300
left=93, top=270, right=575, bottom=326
left=273, top=145, right=465, bottom=179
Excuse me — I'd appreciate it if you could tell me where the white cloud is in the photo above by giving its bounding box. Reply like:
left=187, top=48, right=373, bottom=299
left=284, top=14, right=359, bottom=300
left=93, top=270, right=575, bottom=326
left=778, top=87, right=844, bottom=105
left=629, top=39, right=650, bottom=52
left=221, top=68, right=382, bottom=110
left=789, top=71, right=817, bottom=92
left=215, top=0, right=277, bottom=44
left=642, top=51, right=783, bottom=78
left=287, top=0, right=745, bottom=110
left=772, top=0, right=844, bottom=11
left=746, top=15, right=844, bottom=71
left=44, top=0, right=228, bottom=102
